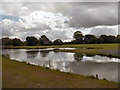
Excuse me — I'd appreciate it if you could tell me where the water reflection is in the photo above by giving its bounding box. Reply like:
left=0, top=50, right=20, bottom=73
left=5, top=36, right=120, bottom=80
left=85, top=54, right=96, bottom=57
left=40, top=50, right=50, bottom=57
left=68, top=61, right=118, bottom=82
left=2, top=49, right=120, bottom=82
left=74, top=53, right=83, bottom=61
left=26, top=51, right=39, bottom=58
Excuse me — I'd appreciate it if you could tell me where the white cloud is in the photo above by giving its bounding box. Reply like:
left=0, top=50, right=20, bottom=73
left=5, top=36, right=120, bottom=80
left=1, top=2, right=119, bottom=41
left=2, top=2, right=118, bottom=27
left=1, top=11, right=72, bottom=41
left=89, top=25, right=118, bottom=36
left=19, top=11, right=70, bottom=29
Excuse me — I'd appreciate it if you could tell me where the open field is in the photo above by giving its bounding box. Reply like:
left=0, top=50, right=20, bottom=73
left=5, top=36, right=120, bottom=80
left=2, top=56, right=119, bottom=88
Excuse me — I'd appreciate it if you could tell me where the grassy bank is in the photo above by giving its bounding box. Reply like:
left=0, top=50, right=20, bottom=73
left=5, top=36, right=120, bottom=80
left=2, top=56, right=119, bottom=88
left=53, top=44, right=120, bottom=58
left=3, top=43, right=119, bottom=50
left=3, top=43, right=120, bottom=58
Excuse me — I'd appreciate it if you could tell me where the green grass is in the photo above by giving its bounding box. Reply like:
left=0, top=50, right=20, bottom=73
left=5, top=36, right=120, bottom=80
left=52, top=44, right=120, bottom=58
left=4, top=43, right=120, bottom=58
left=4, top=43, right=119, bottom=49
left=2, top=56, right=119, bottom=88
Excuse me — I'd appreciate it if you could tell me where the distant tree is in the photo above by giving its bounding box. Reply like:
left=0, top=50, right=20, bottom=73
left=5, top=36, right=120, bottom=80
left=2, top=37, right=12, bottom=46
left=39, top=35, right=51, bottom=45
left=12, top=38, right=22, bottom=46
left=53, top=39, right=63, bottom=45
left=70, top=40, right=77, bottom=44
left=99, top=35, right=107, bottom=43
left=106, top=35, right=116, bottom=43
left=26, top=36, right=38, bottom=46
left=39, top=38, right=44, bottom=45
left=96, top=38, right=101, bottom=44
left=73, top=31, right=83, bottom=44
left=84, top=34, right=97, bottom=44
left=99, top=35, right=116, bottom=43
left=22, top=41, right=26, bottom=46
left=114, top=35, right=120, bottom=43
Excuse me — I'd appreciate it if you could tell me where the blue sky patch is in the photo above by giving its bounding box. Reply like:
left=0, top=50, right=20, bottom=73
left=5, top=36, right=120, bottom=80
left=0, top=14, right=21, bottom=22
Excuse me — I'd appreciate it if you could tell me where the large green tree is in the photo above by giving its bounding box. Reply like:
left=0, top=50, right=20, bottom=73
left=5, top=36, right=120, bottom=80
left=26, top=36, right=38, bottom=46
left=99, top=35, right=107, bottom=43
left=84, top=34, right=97, bottom=44
left=106, top=35, right=116, bottom=43
left=114, top=35, right=120, bottom=43
left=73, top=31, right=83, bottom=44
left=12, top=38, right=22, bottom=46
left=98, top=35, right=116, bottom=43
left=2, top=37, right=12, bottom=46
left=39, top=35, right=51, bottom=45
left=53, top=39, right=63, bottom=45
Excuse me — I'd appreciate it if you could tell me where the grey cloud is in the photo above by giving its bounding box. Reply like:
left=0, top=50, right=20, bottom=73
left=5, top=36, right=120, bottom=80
left=45, top=30, right=69, bottom=41
left=2, top=2, right=118, bottom=27
left=26, top=23, right=51, bottom=31
left=66, top=3, right=118, bottom=28
left=89, top=26, right=118, bottom=36
left=2, top=28, right=13, bottom=37
left=63, top=3, right=117, bottom=28
left=14, top=29, right=70, bottom=41
left=1, top=2, right=119, bottom=41
left=25, top=2, right=118, bottom=28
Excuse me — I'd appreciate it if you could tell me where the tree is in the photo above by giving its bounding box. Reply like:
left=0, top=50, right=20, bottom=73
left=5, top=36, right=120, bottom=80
left=73, top=31, right=83, bottom=44
left=114, top=35, right=120, bottom=43
left=12, top=38, right=22, bottom=46
left=99, top=35, right=107, bottom=43
left=26, top=36, right=38, bottom=46
left=105, top=35, right=116, bottom=43
left=39, top=38, right=44, bottom=45
left=53, top=39, right=63, bottom=45
left=39, top=35, right=51, bottom=45
left=22, top=41, right=26, bottom=46
left=98, top=35, right=116, bottom=43
left=2, top=37, right=12, bottom=46
left=84, top=34, right=97, bottom=44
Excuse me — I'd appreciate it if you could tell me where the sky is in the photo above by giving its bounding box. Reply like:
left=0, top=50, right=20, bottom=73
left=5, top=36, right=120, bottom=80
left=0, top=2, right=119, bottom=41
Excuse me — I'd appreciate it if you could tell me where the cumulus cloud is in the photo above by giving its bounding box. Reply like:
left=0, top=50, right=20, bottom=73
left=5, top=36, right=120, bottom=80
left=1, top=11, right=71, bottom=40
left=0, top=2, right=119, bottom=41
left=89, top=25, right=119, bottom=36
left=2, top=2, right=118, bottom=27
left=68, top=3, right=118, bottom=28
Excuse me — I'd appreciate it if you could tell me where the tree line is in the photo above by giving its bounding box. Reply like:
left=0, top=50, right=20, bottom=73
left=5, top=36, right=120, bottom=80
left=1, top=31, right=120, bottom=46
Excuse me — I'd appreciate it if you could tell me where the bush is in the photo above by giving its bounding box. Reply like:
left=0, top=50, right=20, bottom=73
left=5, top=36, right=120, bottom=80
left=103, top=78, right=108, bottom=81
left=86, top=75, right=96, bottom=79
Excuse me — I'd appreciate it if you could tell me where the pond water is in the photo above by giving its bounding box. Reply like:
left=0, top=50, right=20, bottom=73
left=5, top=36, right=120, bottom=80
left=2, top=49, right=120, bottom=82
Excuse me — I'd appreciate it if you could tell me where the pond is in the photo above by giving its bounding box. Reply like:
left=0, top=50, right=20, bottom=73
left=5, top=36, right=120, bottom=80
left=2, top=49, right=120, bottom=82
